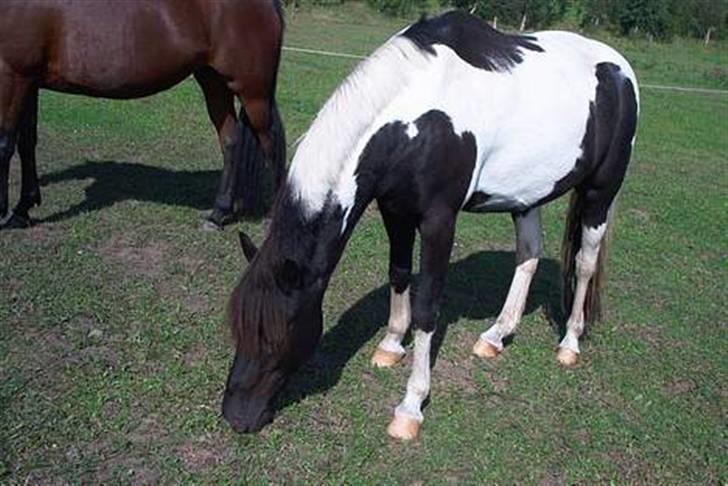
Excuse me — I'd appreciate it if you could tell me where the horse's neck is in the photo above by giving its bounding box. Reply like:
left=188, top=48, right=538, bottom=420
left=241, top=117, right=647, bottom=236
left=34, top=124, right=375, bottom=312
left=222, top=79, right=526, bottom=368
left=287, top=36, right=429, bottom=219
left=266, top=187, right=370, bottom=289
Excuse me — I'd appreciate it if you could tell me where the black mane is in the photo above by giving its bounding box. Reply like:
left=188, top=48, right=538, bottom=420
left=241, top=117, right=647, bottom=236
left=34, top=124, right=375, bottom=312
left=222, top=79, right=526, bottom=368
left=227, top=188, right=345, bottom=358
left=401, top=10, right=544, bottom=72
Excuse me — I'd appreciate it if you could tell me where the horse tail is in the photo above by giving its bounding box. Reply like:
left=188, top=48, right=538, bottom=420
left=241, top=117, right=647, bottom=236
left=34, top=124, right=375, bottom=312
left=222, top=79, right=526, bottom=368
left=273, top=0, right=285, bottom=26
left=561, top=191, right=615, bottom=330
left=237, top=110, right=264, bottom=214
left=269, top=97, right=287, bottom=191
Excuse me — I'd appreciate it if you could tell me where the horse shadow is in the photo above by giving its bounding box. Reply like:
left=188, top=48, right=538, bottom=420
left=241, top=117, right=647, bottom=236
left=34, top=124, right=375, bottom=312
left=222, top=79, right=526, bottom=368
left=38, top=160, right=218, bottom=223
left=277, top=250, right=564, bottom=411
left=39, top=159, right=276, bottom=224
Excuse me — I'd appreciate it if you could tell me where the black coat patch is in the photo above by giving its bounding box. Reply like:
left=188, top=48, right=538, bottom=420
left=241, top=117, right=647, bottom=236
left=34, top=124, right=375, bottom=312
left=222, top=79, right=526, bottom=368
left=353, top=110, right=477, bottom=219
left=401, top=11, right=544, bottom=72
left=532, top=62, right=638, bottom=215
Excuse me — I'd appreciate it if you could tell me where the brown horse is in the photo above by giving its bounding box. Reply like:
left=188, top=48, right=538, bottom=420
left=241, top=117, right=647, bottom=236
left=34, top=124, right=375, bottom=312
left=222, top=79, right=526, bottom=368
left=0, top=0, right=286, bottom=230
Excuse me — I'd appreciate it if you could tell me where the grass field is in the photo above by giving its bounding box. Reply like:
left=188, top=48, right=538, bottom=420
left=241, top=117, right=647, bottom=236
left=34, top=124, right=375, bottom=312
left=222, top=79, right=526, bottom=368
left=1, top=3, right=727, bottom=483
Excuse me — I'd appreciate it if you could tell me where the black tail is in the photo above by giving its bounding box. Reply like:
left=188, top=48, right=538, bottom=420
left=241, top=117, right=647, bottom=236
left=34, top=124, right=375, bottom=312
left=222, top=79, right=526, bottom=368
left=236, top=109, right=263, bottom=214
left=236, top=98, right=286, bottom=215
left=269, top=98, right=287, bottom=192
left=561, top=191, right=614, bottom=329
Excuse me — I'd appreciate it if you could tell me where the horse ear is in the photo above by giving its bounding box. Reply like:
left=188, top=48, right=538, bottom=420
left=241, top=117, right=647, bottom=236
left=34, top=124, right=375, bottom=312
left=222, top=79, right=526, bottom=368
left=238, top=231, right=258, bottom=263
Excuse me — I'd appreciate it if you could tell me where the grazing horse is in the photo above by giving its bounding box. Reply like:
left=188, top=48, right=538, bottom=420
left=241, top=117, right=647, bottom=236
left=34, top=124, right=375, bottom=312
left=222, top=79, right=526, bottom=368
left=0, top=0, right=286, bottom=230
left=222, top=11, right=639, bottom=439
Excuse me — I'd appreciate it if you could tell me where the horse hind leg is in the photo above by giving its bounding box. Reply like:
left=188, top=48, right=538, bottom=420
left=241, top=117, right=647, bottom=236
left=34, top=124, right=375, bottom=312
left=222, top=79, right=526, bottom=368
left=194, top=68, right=239, bottom=229
left=371, top=208, right=416, bottom=368
left=473, top=208, right=542, bottom=359
left=557, top=191, right=613, bottom=366
left=557, top=73, right=637, bottom=366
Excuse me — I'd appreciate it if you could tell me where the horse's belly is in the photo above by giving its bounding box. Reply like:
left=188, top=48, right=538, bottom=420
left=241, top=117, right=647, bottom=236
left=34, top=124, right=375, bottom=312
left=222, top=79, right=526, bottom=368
left=43, top=68, right=194, bottom=99
left=42, top=1, right=206, bottom=98
left=466, top=149, right=581, bottom=212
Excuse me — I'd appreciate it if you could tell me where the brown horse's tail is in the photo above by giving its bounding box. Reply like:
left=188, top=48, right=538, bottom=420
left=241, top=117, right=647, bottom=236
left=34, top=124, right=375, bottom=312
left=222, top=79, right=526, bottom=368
left=237, top=98, right=286, bottom=215
left=561, top=191, right=615, bottom=330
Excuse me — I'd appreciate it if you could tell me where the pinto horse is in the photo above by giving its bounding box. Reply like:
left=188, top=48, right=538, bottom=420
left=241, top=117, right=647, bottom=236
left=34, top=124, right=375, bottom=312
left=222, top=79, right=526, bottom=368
left=0, top=0, right=286, bottom=230
left=223, top=11, right=639, bottom=439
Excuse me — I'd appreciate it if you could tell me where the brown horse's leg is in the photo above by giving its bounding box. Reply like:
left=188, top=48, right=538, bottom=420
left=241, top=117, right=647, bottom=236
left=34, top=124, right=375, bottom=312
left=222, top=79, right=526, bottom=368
left=13, top=87, right=40, bottom=226
left=194, top=68, right=240, bottom=229
left=0, top=73, right=31, bottom=228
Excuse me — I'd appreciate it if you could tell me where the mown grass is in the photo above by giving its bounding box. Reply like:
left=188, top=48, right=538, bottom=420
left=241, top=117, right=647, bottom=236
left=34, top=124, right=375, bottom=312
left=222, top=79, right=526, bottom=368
left=1, top=4, right=726, bottom=484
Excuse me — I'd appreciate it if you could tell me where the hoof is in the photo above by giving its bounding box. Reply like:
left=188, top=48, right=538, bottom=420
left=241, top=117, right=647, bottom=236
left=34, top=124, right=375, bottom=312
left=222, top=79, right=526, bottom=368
left=201, top=208, right=234, bottom=228
left=371, top=348, right=404, bottom=368
left=472, top=339, right=500, bottom=359
left=556, top=347, right=579, bottom=366
left=387, top=415, right=420, bottom=441
left=201, top=220, right=223, bottom=232
left=0, top=211, right=31, bottom=230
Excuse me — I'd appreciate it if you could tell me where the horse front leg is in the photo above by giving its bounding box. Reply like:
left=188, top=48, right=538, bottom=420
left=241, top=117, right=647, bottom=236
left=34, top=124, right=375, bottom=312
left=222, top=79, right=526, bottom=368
left=388, top=209, right=456, bottom=441
left=473, top=208, right=542, bottom=358
left=0, top=128, right=15, bottom=226
left=11, top=88, right=40, bottom=227
left=371, top=208, right=416, bottom=368
left=0, top=75, right=31, bottom=229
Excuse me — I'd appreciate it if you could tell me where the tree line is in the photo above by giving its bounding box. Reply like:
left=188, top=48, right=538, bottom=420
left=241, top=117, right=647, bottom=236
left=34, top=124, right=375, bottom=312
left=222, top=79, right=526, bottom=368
left=291, top=0, right=728, bottom=43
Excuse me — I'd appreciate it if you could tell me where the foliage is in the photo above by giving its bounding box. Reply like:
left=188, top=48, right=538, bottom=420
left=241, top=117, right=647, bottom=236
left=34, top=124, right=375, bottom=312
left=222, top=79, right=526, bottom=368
left=448, top=0, right=569, bottom=28
left=365, top=0, right=425, bottom=16
left=357, top=0, right=728, bottom=41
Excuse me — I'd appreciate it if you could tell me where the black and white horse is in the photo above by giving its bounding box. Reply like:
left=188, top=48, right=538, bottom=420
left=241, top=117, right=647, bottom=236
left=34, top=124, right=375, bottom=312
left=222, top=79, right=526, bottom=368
left=222, top=11, right=639, bottom=439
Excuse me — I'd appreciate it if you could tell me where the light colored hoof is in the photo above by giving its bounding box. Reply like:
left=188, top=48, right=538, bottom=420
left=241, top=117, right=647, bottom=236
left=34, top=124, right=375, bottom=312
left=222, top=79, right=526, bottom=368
left=387, top=415, right=420, bottom=441
left=371, top=348, right=404, bottom=368
left=201, top=220, right=222, bottom=232
left=556, top=347, right=579, bottom=366
left=472, top=339, right=500, bottom=359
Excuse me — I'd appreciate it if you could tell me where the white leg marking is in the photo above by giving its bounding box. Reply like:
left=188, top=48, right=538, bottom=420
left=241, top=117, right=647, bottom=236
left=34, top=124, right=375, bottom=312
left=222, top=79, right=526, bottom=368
left=377, top=287, right=411, bottom=355
left=394, top=329, right=432, bottom=423
left=559, top=223, right=606, bottom=356
left=0, top=209, right=15, bottom=226
left=478, top=258, right=539, bottom=353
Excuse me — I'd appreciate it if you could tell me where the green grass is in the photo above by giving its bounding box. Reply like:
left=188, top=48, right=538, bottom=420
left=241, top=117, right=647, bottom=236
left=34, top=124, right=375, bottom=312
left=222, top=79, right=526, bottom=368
left=1, top=4, right=727, bottom=484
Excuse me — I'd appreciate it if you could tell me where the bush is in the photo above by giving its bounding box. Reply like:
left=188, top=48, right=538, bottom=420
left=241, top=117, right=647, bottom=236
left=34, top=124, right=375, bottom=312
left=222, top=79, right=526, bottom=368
left=367, top=0, right=433, bottom=16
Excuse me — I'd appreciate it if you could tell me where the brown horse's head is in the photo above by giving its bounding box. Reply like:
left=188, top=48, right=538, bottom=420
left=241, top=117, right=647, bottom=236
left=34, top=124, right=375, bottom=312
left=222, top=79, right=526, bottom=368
left=222, top=233, right=323, bottom=433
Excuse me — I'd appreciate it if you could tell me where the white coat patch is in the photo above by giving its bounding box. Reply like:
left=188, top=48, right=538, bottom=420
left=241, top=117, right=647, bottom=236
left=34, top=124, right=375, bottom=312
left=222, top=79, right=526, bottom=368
left=287, top=29, right=639, bottom=229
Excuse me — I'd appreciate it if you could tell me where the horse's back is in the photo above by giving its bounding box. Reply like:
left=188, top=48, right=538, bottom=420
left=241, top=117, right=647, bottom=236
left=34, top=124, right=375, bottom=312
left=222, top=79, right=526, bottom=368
left=422, top=29, right=639, bottom=212
left=0, top=0, right=283, bottom=98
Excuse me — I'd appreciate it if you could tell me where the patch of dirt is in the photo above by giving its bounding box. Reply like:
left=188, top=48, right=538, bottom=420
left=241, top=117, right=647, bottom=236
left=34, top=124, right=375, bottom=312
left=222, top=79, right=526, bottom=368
left=482, top=370, right=510, bottom=393
left=180, top=343, right=209, bottom=369
left=97, top=234, right=168, bottom=278
left=128, top=415, right=167, bottom=445
left=177, top=255, right=206, bottom=275
left=13, top=470, right=69, bottom=486
left=176, top=433, right=229, bottom=472
left=156, top=279, right=211, bottom=315
left=603, top=449, right=648, bottom=482
left=665, top=378, right=697, bottom=395
left=76, top=345, right=122, bottom=367
left=628, top=207, right=651, bottom=224
left=4, top=277, right=22, bottom=301
left=539, top=470, right=566, bottom=486
left=433, top=355, right=477, bottom=391
left=624, top=322, right=673, bottom=350
left=94, top=456, right=160, bottom=485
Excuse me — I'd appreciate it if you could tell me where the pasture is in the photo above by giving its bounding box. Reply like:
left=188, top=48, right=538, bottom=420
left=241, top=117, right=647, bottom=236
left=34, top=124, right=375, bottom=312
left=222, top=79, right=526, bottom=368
left=1, top=3, right=726, bottom=483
